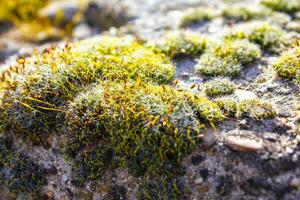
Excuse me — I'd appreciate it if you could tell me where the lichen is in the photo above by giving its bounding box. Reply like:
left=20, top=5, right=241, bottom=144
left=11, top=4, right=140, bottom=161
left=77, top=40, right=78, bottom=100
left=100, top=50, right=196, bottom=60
left=148, top=31, right=206, bottom=58
left=205, top=77, right=236, bottom=97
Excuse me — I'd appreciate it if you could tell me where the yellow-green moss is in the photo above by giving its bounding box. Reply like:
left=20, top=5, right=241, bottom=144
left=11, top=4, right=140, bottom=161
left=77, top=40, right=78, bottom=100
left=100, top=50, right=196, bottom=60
left=0, top=36, right=175, bottom=143
left=196, top=39, right=261, bottom=77
left=180, top=7, right=218, bottom=27
left=205, top=78, right=236, bottom=97
left=214, top=96, right=239, bottom=117
left=238, top=99, right=277, bottom=120
left=225, top=23, right=292, bottom=53
left=221, top=4, right=272, bottom=21
left=0, top=0, right=49, bottom=23
left=66, top=81, right=222, bottom=196
left=261, top=0, right=300, bottom=14
left=148, top=31, right=206, bottom=58
left=273, top=46, right=300, bottom=81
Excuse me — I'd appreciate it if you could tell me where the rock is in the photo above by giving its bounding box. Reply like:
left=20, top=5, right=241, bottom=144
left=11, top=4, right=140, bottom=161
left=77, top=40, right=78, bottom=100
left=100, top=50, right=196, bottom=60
left=45, top=191, right=54, bottom=199
left=39, top=1, right=80, bottom=27
left=199, top=168, right=209, bottom=180
left=84, top=0, right=131, bottom=30
left=195, top=177, right=203, bottom=185
left=62, top=174, right=68, bottom=182
left=290, top=177, right=300, bottom=188
left=72, top=23, right=94, bottom=39
left=234, top=89, right=257, bottom=101
left=191, top=155, right=205, bottom=166
left=202, top=128, right=217, bottom=147
left=225, top=132, right=263, bottom=153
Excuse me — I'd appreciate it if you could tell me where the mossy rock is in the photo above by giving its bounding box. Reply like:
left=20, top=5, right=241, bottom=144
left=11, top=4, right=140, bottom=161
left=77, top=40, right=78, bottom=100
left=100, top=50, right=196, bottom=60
left=180, top=7, right=218, bottom=27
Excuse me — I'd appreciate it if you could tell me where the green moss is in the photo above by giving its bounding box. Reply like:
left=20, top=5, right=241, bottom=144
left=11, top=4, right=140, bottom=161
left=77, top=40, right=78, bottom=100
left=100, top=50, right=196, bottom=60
left=66, top=81, right=222, bottom=184
left=195, top=53, right=241, bottom=77
left=211, top=39, right=261, bottom=64
left=72, top=144, right=114, bottom=186
left=221, top=4, right=272, bottom=21
left=0, top=36, right=175, bottom=144
left=238, top=99, right=277, bottom=120
left=214, top=96, right=239, bottom=117
left=0, top=136, right=46, bottom=197
left=261, top=0, right=300, bottom=14
left=273, top=46, right=300, bottom=81
left=205, top=78, right=236, bottom=97
left=148, top=31, right=206, bottom=58
left=225, top=23, right=291, bottom=53
left=196, top=39, right=261, bottom=77
left=180, top=7, right=218, bottom=27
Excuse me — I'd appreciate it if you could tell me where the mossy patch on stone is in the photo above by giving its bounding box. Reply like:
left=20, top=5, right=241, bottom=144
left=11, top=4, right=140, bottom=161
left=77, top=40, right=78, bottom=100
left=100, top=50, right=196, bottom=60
left=238, top=99, right=277, bottom=120
left=273, top=46, right=300, bottom=82
left=205, top=77, right=236, bottom=97
left=148, top=31, right=206, bottom=58
left=180, top=7, right=218, bottom=27
left=260, top=0, right=300, bottom=14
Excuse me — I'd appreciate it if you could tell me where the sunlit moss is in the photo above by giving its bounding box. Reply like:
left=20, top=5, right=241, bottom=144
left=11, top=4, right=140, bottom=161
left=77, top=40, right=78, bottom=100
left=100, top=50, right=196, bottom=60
left=214, top=96, right=239, bottom=117
left=238, top=99, right=277, bottom=120
left=180, top=7, right=218, bottom=27
left=148, top=31, right=206, bottom=58
left=0, top=36, right=175, bottom=143
left=261, top=0, right=300, bottom=14
left=225, top=23, right=292, bottom=53
left=205, top=77, right=236, bottom=97
left=273, top=46, right=300, bottom=82
left=196, top=39, right=260, bottom=77
left=0, top=0, right=49, bottom=23
left=221, top=4, right=272, bottom=21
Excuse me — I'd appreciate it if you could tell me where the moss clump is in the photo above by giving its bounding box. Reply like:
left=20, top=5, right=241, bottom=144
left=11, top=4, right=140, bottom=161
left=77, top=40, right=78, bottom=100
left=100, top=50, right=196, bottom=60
left=225, top=23, right=291, bottom=53
left=261, top=0, right=300, bottom=14
left=0, top=36, right=174, bottom=144
left=221, top=4, right=272, bottom=21
left=0, top=0, right=49, bottom=23
left=205, top=78, right=236, bottom=97
left=180, top=7, right=218, bottom=27
left=148, top=31, right=206, bottom=58
left=238, top=99, right=277, bottom=120
left=196, top=53, right=241, bottom=77
left=0, top=136, right=46, bottom=197
left=214, top=96, right=239, bottom=117
left=65, top=81, right=222, bottom=196
left=196, top=39, right=261, bottom=77
left=211, top=40, right=261, bottom=64
left=273, top=46, right=300, bottom=81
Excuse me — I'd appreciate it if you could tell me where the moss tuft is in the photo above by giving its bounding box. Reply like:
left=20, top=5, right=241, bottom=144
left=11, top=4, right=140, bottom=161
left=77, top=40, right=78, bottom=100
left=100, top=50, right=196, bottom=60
left=148, top=31, right=206, bottom=58
left=225, top=23, right=292, bottom=53
left=238, top=99, right=277, bottom=120
left=221, top=4, right=272, bottom=21
left=273, top=46, right=300, bottom=81
left=205, top=78, right=236, bottom=97
left=196, top=39, right=261, bottom=77
left=214, top=96, right=239, bottom=117
left=260, top=0, right=300, bottom=14
left=180, top=7, right=218, bottom=27
left=0, top=36, right=175, bottom=144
